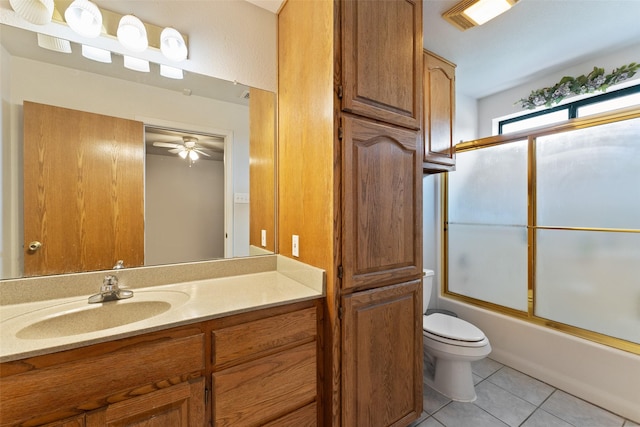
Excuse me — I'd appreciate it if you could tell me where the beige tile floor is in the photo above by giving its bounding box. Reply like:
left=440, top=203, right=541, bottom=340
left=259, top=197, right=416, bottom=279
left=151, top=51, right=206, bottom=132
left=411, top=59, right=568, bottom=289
left=411, top=357, right=638, bottom=427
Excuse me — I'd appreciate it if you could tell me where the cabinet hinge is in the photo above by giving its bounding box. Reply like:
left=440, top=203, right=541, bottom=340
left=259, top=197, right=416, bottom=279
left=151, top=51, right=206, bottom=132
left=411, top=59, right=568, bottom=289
left=338, top=306, right=343, bottom=320
left=205, top=387, right=209, bottom=404
left=337, top=264, right=343, bottom=279
left=338, top=127, right=343, bottom=140
left=337, top=85, right=343, bottom=99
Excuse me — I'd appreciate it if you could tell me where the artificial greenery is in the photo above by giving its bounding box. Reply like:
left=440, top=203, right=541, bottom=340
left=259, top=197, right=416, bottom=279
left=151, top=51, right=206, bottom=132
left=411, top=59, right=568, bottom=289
left=516, top=62, right=639, bottom=110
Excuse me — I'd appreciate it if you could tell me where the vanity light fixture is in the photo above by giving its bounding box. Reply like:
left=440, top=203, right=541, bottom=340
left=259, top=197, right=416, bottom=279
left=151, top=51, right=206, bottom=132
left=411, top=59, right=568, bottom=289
left=160, top=64, right=184, bottom=80
left=64, top=0, right=102, bottom=38
left=9, top=0, right=54, bottom=25
left=443, top=0, right=518, bottom=30
left=123, top=56, right=150, bottom=72
left=82, top=45, right=112, bottom=63
left=117, top=15, right=148, bottom=52
left=37, top=33, right=71, bottom=53
left=160, top=27, right=188, bottom=62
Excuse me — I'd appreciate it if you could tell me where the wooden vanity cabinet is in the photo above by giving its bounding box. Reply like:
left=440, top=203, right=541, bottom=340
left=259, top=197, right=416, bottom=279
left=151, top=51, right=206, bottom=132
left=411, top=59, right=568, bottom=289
left=423, top=50, right=457, bottom=173
left=211, top=304, right=320, bottom=426
left=0, top=326, right=205, bottom=426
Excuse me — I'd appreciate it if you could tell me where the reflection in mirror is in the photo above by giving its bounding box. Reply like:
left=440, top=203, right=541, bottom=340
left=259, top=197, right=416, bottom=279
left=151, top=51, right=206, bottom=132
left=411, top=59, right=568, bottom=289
left=0, top=24, right=276, bottom=280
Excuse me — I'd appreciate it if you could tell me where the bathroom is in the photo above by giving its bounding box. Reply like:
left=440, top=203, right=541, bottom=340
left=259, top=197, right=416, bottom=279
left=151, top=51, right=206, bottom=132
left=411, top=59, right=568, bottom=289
left=1, top=0, right=639, bottom=426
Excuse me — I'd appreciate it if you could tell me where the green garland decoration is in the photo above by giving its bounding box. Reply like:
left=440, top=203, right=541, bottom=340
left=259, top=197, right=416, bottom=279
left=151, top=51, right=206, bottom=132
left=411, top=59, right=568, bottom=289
left=516, top=62, right=639, bottom=110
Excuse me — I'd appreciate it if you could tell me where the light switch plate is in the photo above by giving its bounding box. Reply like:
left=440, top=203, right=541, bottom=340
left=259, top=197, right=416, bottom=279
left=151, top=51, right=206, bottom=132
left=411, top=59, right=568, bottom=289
left=292, top=235, right=299, bottom=257
left=261, top=229, right=267, bottom=247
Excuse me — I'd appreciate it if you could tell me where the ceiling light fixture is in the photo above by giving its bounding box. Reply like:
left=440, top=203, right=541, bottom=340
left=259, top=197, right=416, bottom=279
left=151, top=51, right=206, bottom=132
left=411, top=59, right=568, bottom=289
left=64, top=0, right=102, bottom=38
left=160, top=27, right=188, bottom=62
left=82, top=45, right=112, bottom=63
left=123, top=56, right=150, bottom=72
left=9, top=0, right=54, bottom=25
left=117, top=15, right=148, bottom=52
left=443, top=0, right=518, bottom=31
left=37, top=33, right=71, bottom=53
left=160, top=64, right=184, bottom=80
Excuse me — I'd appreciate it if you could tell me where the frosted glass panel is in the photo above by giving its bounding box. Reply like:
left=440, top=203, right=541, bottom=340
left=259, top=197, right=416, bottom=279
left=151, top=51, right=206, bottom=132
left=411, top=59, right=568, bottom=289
left=536, top=230, right=640, bottom=344
left=448, top=224, right=528, bottom=311
left=449, top=141, right=528, bottom=225
left=537, top=118, right=640, bottom=229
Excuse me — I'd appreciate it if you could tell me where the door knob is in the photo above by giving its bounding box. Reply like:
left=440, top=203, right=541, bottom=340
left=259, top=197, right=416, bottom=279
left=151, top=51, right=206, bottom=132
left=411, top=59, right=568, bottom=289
left=28, top=241, right=42, bottom=252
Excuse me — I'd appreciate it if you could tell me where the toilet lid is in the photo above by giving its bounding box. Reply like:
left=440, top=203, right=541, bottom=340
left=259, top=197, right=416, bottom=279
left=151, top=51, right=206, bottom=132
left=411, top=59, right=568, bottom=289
left=423, top=313, right=485, bottom=342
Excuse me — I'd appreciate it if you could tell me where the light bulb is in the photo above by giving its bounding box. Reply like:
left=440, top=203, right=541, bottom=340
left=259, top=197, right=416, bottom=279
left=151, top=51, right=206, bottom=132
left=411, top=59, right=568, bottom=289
left=117, top=15, right=148, bottom=52
left=189, top=151, right=199, bottom=161
left=178, top=150, right=188, bottom=159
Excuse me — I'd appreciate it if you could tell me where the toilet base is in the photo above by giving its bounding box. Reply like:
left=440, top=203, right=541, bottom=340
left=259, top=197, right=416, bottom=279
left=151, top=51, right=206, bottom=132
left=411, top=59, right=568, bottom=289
left=431, top=357, right=477, bottom=402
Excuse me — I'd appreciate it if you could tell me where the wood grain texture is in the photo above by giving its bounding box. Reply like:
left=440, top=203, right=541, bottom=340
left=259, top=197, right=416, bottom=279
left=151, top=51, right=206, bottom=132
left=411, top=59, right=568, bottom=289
left=341, top=0, right=423, bottom=129
left=85, top=378, right=205, bottom=427
left=212, top=341, right=317, bottom=426
left=249, top=87, right=277, bottom=252
left=262, top=402, right=318, bottom=427
left=423, top=50, right=456, bottom=172
left=23, top=101, right=144, bottom=276
left=212, top=307, right=316, bottom=368
left=341, top=116, right=423, bottom=291
left=0, top=333, right=204, bottom=426
left=342, top=280, right=423, bottom=427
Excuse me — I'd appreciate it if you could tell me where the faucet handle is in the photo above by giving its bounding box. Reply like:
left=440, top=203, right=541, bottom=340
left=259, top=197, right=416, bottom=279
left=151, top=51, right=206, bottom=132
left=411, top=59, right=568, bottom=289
left=101, top=275, right=119, bottom=293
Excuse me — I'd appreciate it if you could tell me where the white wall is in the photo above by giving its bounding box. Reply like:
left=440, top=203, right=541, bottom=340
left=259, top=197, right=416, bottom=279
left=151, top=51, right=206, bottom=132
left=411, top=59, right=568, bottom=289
left=477, top=43, right=640, bottom=137
left=145, top=154, right=225, bottom=265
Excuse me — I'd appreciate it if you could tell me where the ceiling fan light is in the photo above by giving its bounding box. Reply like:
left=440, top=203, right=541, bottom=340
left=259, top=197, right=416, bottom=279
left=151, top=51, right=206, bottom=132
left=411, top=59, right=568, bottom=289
left=9, top=0, right=54, bottom=25
left=189, top=150, right=199, bottom=161
left=118, top=15, right=148, bottom=52
left=160, top=64, right=184, bottom=80
left=160, top=27, right=188, bottom=62
left=123, top=55, right=149, bottom=72
left=64, top=0, right=102, bottom=38
left=37, top=33, right=72, bottom=53
left=178, top=150, right=188, bottom=159
left=82, top=45, right=112, bottom=63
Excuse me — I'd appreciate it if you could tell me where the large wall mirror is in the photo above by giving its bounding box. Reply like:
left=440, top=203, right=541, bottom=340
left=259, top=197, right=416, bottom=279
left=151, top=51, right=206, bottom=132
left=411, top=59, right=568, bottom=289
left=0, top=23, right=276, bottom=280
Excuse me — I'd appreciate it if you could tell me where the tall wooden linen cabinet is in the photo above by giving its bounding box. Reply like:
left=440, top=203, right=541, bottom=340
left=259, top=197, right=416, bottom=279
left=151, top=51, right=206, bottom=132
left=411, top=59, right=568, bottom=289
left=278, top=1, right=424, bottom=425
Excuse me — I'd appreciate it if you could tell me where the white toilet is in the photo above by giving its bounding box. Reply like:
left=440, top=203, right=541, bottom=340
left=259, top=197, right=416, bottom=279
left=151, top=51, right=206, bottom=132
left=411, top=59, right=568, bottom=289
left=422, top=269, right=491, bottom=402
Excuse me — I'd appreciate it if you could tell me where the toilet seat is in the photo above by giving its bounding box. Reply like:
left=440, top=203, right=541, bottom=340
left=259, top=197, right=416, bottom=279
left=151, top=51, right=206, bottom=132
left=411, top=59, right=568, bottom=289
left=423, top=313, right=487, bottom=348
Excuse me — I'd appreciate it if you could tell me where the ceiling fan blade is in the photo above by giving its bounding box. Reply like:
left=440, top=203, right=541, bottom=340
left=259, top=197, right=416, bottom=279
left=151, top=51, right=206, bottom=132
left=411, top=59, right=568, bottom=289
left=194, top=149, right=211, bottom=157
left=168, top=148, right=183, bottom=154
left=152, top=142, right=181, bottom=149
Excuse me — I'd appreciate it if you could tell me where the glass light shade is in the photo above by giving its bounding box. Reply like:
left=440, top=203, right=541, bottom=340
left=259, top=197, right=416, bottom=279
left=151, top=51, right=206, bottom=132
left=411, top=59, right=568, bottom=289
left=9, top=0, right=54, bottom=25
left=160, top=64, right=184, bottom=80
left=82, top=45, right=111, bottom=63
left=178, top=150, right=188, bottom=159
left=64, top=0, right=102, bottom=38
left=160, top=27, right=188, bottom=61
left=123, top=56, right=150, bottom=72
left=464, top=0, right=512, bottom=25
left=189, top=151, right=199, bottom=161
left=117, top=15, right=148, bottom=52
left=37, top=33, right=71, bottom=53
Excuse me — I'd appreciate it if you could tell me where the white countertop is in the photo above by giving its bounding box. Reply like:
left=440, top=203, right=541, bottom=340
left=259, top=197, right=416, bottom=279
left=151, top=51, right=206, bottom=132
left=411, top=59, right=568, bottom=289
left=0, top=261, right=324, bottom=363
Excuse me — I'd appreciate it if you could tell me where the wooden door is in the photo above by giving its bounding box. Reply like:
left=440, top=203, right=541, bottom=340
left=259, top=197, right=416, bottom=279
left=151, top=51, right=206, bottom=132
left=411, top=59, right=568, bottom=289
left=423, top=50, right=456, bottom=172
left=342, top=280, right=423, bottom=427
left=85, top=379, right=205, bottom=427
left=341, top=116, right=422, bottom=291
left=341, top=0, right=423, bottom=130
left=23, top=101, right=144, bottom=276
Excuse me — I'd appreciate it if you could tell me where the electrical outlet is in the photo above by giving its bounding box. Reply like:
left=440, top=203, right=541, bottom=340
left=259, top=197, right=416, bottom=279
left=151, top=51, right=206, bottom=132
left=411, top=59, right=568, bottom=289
left=292, top=235, right=299, bottom=257
left=261, top=229, right=267, bottom=247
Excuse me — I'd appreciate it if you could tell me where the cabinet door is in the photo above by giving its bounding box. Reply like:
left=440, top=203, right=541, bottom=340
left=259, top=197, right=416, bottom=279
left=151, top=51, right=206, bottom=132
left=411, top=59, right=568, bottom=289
left=341, top=0, right=423, bottom=130
left=86, top=378, right=205, bottom=427
left=342, top=280, right=423, bottom=427
left=43, top=415, right=85, bottom=427
left=423, top=50, right=456, bottom=172
left=341, top=116, right=422, bottom=291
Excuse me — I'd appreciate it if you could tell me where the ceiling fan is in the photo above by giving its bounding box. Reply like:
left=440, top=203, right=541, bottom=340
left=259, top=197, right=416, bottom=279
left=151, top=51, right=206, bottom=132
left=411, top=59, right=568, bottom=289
left=152, top=136, right=215, bottom=164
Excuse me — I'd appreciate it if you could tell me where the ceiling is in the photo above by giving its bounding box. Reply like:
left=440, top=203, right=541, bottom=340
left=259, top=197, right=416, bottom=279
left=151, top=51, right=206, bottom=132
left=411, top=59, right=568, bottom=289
left=249, top=0, right=640, bottom=100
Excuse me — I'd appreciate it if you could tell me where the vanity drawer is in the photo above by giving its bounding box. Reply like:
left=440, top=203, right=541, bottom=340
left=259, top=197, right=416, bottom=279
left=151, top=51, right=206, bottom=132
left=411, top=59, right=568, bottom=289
left=212, top=341, right=317, bottom=426
left=211, top=306, right=316, bottom=367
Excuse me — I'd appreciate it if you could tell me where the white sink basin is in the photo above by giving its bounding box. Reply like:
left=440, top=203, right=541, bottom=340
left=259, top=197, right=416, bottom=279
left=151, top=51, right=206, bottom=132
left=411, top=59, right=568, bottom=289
left=4, top=290, right=190, bottom=340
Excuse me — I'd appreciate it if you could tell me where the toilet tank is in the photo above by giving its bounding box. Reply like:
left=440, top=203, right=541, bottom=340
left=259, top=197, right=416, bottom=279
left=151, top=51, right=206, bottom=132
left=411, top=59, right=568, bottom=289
left=423, top=269, right=435, bottom=313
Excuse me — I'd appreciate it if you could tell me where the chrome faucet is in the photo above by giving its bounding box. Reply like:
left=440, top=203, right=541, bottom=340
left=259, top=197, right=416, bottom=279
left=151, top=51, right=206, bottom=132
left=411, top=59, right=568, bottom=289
left=88, top=275, right=134, bottom=304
